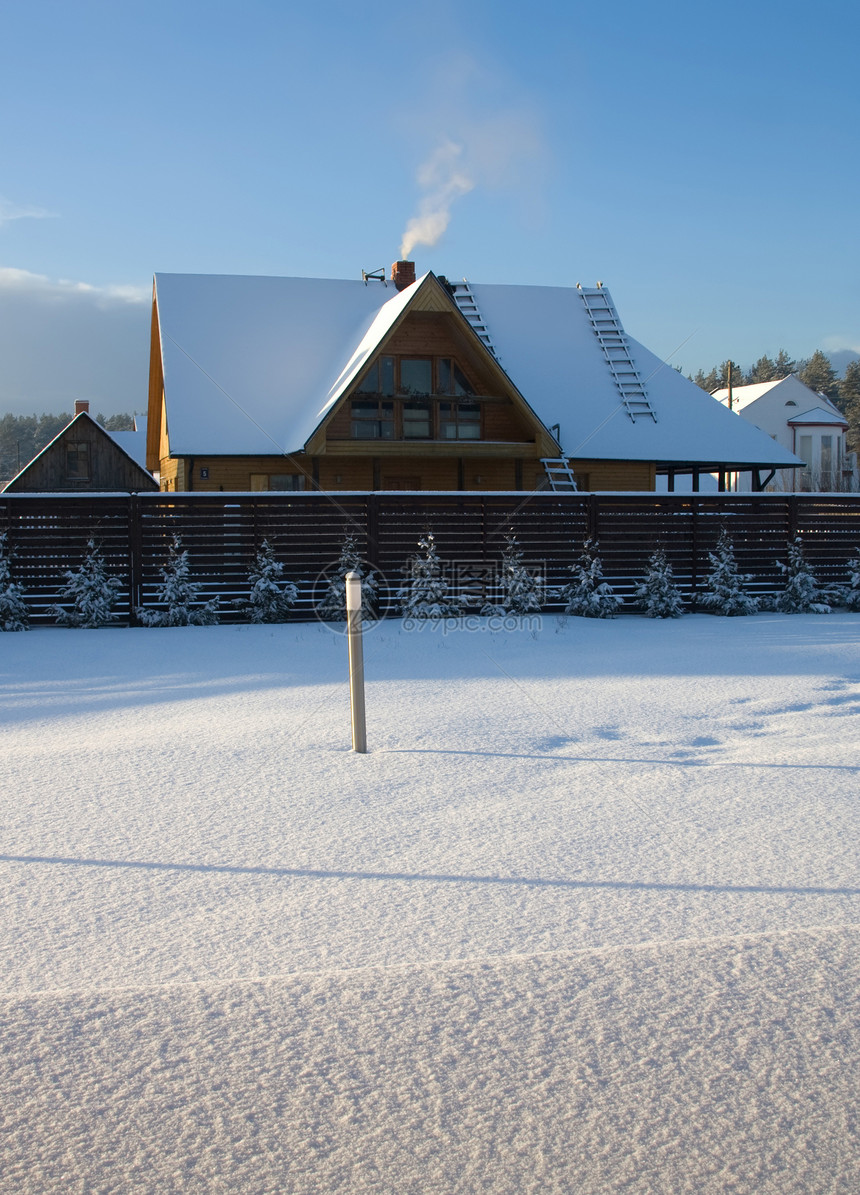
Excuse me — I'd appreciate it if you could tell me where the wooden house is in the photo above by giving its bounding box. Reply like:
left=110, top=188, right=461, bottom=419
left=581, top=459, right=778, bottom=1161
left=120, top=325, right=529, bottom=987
left=2, top=402, right=158, bottom=493
left=147, top=262, right=800, bottom=493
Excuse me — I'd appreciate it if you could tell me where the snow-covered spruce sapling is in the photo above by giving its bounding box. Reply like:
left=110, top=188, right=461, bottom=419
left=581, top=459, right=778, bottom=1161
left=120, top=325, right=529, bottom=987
left=773, top=535, right=830, bottom=614
left=137, top=534, right=219, bottom=626
left=635, top=547, right=685, bottom=618
left=50, top=538, right=123, bottom=628
left=0, top=532, right=29, bottom=631
left=237, top=540, right=298, bottom=623
left=697, top=529, right=759, bottom=616
left=398, top=531, right=466, bottom=620
left=316, top=531, right=378, bottom=620
left=482, top=533, right=544, bottom=616
left=559, top=538, right=622, bottom=618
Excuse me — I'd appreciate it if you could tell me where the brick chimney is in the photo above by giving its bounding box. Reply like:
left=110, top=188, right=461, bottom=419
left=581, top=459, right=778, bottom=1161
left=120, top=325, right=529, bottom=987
left=391, top=260, right=416, bottom=291
left=74, top=399, right=90, bottom=416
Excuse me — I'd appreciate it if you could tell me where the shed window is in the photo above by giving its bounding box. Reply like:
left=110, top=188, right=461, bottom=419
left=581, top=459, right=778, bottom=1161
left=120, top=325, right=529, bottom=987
left=66, top=442, right=90, bottom=480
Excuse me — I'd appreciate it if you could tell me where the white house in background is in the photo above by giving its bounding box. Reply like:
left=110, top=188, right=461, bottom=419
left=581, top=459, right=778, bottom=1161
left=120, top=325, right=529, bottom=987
left=712, top=375, right=856, bottom=492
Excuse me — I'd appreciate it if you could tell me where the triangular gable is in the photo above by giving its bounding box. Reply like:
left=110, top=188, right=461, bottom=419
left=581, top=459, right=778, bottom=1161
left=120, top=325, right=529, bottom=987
left=787, top=406, right=848, bottom=427
left=306, top=272, right=558, bottom=455
left=313, top=274, right=428, bottom=426
left=3, top=412, right=157, bottom=492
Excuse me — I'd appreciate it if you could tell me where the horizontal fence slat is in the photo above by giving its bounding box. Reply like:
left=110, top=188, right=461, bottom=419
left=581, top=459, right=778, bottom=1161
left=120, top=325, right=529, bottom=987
left=1, top=491, right=859, bottom=624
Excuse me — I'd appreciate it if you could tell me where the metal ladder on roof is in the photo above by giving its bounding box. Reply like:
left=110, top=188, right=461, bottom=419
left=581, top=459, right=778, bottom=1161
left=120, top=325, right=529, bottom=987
left=540, top=458, right=578, bottom=491
left=578, top=286, right=657, bottom=422
left=450, top=280, right=501, bottom=361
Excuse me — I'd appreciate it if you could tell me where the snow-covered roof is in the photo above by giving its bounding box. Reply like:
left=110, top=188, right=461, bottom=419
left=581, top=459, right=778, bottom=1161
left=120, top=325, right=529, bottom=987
left=468, top=283, right=799, bottom=467
left=109, top=416, right=149, bottom=468
left=712, top=375, right=843, bottom=420
left=155, top=273, right=422, bottom=457
left=786, top=406, right=848, bottom=427
left=154, top=271, right=800, bottom=469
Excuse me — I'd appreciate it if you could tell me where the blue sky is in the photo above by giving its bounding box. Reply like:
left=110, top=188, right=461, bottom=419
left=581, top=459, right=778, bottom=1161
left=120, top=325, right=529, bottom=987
left=1, top=0, right=858, bottom=414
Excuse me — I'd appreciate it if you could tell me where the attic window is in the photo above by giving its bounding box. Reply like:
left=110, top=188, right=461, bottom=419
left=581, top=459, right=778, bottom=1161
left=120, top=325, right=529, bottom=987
left=357, top=356, right=395, bottom=397
left=785, top=400, right=797, bottom=406
left=66, top=441, right=90, bottom=481
left=357, top=355, right=476, bottom=398
left=351, top=399, right=394, bottom=439
left=440, top=401, right=481, bottom=440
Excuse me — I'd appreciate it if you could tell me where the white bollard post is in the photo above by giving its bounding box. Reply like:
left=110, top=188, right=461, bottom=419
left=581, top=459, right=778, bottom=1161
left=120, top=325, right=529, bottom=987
left=345, top=571, right=367, bottom=753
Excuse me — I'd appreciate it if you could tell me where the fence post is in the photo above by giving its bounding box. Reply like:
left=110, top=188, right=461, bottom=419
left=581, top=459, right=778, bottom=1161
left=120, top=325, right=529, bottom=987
left=346, top=571, right=367, bottom=754
left=128, top=492, right=142, bottom=626
left=788, top=494, right=799, bottom=542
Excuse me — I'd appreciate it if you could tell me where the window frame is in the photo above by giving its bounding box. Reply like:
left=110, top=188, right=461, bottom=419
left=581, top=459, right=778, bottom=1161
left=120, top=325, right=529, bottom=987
left=65, top=440, right=91, bottom=481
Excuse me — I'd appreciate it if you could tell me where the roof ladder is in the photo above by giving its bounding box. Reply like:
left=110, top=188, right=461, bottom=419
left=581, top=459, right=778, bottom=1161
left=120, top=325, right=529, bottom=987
left=450, top=280, right=501, bottom=361
left=578, top=286, right=657, bottom=422
left=541, top=458, right=578, bottom=491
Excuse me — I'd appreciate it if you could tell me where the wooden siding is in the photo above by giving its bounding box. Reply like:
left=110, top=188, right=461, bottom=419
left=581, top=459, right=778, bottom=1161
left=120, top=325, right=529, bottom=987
left=2, top=491, right=859, bottom=624
left=160, top=454, right=661, bottom=494
left=5, top=419, right=157, bottom=493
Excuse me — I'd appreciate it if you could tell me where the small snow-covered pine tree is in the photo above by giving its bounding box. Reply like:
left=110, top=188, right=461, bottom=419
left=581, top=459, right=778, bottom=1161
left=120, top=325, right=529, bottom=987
left=635, top=547, right=685, bottom=618
left=238, top=539, right=298, bottom=623
left=773, top=535, right=830, bottom=614
left=559, top=538, right=622, bottom=618
left=698, top=529, right=759, bottom=616
left=316, top=531, right=378, bottom=620
left=0, top=532, right=29, bottom=631
left=482, top=533, right=544, bottom=616
left=398, top=531, right=465, bottom=619
left=841, top=548, right=860, bottom=612
left=51, top=538, right=122, bottom=628
left=137, top=535, right=219, bottom=626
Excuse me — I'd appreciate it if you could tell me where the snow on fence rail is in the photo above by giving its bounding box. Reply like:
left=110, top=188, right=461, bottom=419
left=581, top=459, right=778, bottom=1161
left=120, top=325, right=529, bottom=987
left=1, top=491, right=859, bottom=624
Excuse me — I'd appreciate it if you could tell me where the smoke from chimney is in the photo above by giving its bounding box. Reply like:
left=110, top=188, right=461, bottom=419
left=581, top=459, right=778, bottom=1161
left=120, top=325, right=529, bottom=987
left=400, top=139, right=474, bottom=259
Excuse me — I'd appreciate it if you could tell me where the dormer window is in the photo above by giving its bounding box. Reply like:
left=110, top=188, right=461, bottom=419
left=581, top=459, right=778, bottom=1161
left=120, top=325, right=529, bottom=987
left=785, top=400, right=797, bottom=406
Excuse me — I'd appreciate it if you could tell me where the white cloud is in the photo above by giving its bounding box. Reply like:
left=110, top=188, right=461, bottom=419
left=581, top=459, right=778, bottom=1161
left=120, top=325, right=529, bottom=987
left=0, top=268, right=151, bottom=414
left=0, top=266, right=149, bottom=306
left=0, top=197, right=57, bottom=227
left=823, top=334, right=860, bottom=354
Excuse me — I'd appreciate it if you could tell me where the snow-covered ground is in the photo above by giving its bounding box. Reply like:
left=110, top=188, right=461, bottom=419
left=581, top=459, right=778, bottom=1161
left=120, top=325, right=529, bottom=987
left=1, top=614, right=858, bottom=1192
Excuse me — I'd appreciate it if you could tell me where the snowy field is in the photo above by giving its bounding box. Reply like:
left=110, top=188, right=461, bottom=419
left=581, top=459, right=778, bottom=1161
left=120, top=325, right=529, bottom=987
left=1, top=613, right=858, bottom=1193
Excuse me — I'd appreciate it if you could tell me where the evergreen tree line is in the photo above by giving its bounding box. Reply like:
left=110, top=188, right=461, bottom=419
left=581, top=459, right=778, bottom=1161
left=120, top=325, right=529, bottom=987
left=689, top=350, right=860, bottom=450
left=3, top=528, right=860, bottom=631
left=0, top=412, right=135, bottom=483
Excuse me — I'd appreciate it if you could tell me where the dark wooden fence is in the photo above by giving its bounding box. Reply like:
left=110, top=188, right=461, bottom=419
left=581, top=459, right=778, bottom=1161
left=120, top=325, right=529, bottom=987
left=2, top=490, right=859, bottom=624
